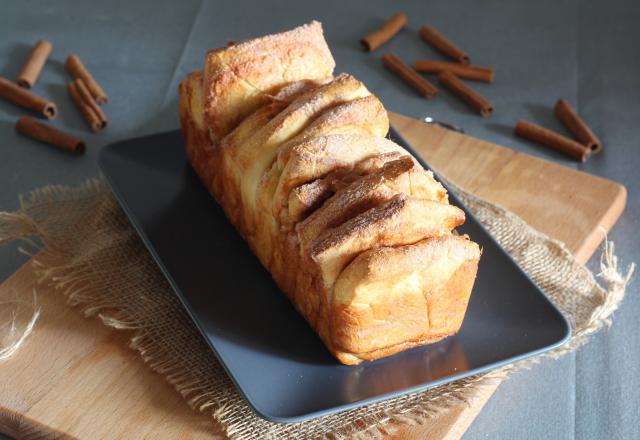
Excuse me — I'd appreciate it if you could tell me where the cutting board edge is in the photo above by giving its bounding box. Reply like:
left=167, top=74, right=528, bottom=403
left=574, top=182, right=626, bottom=263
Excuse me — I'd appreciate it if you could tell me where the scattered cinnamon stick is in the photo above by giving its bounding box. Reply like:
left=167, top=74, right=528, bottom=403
left=65, top=54, right=108, bottom=104
left=382, top=54, right=438, bottom=98
left=554, top=99, right=602, bottom=154
left=415, top=60, right=493, bottom=83
left=0, top=77, right=57, bottom=119
left=419, top=26, right=470, bottom=64
left=16, top=40, right=53, bottom=88
left=68, top=79, right=107, bottom=132
left=361, top=13, right=407, bottom=51
left=437, top=71, right=492, bottom=117
left=74, top=78, right=107, bottom=124
left=16, top=116, right=85, bottom=154
left=515, top=120, right=590, bottom=162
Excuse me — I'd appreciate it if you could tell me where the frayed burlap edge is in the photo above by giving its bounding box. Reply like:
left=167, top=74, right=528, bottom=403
left=0, top=178, right=634, bottom=440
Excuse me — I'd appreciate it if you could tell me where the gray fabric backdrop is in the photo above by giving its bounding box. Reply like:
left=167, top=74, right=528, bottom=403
left=1, top=1, right=638, bottom=439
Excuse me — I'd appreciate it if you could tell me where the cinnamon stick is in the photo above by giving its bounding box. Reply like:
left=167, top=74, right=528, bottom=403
left=382, top=54, right=438, bottom=99
left=0, top=77, right=57, bottom=119
left=361, top=13, right=407, bottom=51
left=419, top=26, right=470, bottom=64
left=16, top=116, right=85, bottom=154
left=68, top=80, right=106, bottom=132
left=65, top=54, right=108, bottom=104
left=16, top=40, right=53, bottom=88
left=515, top=119, right=590, bottom=162
left=554, top=99, right=602, bottom=154
left=74, top=78, right=107, bottom=124
left=437, top=71, right=492, bottom=117
left=415, top=60, right=493, bottom=83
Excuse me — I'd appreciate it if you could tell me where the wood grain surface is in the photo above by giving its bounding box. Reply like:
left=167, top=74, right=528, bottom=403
left=0, top=112, right=626, bottom=440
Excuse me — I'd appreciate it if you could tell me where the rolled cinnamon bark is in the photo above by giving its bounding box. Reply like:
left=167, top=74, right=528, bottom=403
left=415, top=60, right=493, bottom=83
left=0, top=77, right=57, bottom=119
left=16, top=116, right=85, bottom=154
left=515, top=119, right=590, bottom=162
left=382, top=54, right=438, bottom=98
left=74, top=78, right=107, bottom=123
left=437, top=71, right=492, bottom=117
left=65, top=54, right=108, bottom=104
left=361, top=13, right=407, bottom=51
left=554, top=99, right=602, bottom=154
left=16, top=40, right=53, bottom=88
left=68, top=80, right=105, bottom=132
left=419, top=26, right=470, bottom=64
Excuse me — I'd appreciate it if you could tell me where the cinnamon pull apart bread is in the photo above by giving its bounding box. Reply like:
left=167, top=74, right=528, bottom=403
left=179, top=21, right=481, bottom=365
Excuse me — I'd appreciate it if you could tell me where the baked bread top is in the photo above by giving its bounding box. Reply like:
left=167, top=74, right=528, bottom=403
left=204, top=21, right=335, bottom=143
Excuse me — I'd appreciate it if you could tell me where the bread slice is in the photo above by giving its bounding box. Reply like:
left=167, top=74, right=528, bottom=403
left=311, top=194, right=465, bottom=287
left=204, top=21, right=335, bottom=143
left=331, top=235, right=480, bottom=362
left=297, top=157, right=447, bottom=249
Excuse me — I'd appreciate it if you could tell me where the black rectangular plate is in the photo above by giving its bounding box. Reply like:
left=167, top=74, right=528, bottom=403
left=99, top=127, right=570, bottom=423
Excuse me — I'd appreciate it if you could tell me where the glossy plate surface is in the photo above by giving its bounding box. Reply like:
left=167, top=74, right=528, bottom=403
left=99, top=128, right=570, bottom=423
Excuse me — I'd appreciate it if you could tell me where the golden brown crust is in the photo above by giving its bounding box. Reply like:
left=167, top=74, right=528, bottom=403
left=272, top=135, right=410, bottom=225
left=330, top=235, right=480, bottom=362
left=204, top=21, right=335, bottom=143
left=178, top=22, right=481, bottom=365
left=296, top=158, right=447, bottom=251
left=311, top=194, right=465, bottom=287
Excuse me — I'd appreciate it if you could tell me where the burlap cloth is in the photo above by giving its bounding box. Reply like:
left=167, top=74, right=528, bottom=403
left=0, top=177, right=634, bottom=439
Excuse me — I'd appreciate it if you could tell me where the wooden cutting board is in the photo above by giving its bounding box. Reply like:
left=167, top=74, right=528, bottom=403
left=0, top=112, right=626, bottom=440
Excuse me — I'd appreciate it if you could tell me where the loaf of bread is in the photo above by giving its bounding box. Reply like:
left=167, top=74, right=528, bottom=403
left=179, top=21, right=481, bottom=365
